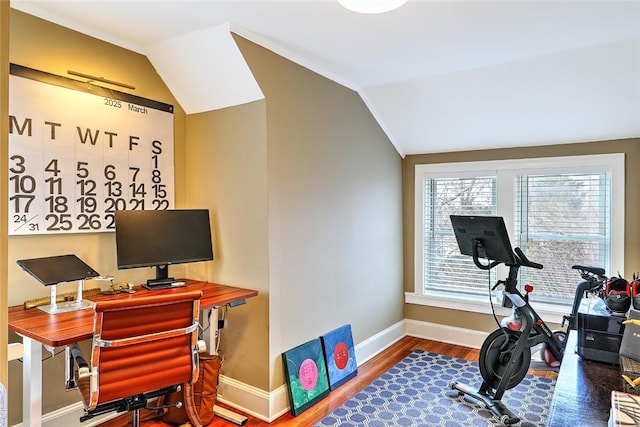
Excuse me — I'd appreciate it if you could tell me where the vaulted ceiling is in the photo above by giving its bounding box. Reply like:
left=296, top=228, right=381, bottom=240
left=11, top=0, right=640, bottom=156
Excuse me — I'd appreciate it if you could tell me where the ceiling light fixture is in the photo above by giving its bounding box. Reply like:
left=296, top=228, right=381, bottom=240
left=338, top=0, right=408, bottom=14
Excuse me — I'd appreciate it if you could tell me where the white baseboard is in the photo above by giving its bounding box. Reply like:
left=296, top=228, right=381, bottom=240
left=216, top=373, right=284, bottom=423
left=8, top=343, right=23, bottom=362
left=10, top=402, right=119, bottom=427
left=405, top=318, right=488, bottom=349
left=355, top=320, right=406, bottom=365
left=32, top=320, right=482, bottom=425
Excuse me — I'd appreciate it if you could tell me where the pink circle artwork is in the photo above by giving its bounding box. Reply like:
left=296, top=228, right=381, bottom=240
left=299, top=358, right=319, bottom=391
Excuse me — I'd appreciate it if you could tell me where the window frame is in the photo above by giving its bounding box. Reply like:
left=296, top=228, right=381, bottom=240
left=408, top=153, right=625, bottom=324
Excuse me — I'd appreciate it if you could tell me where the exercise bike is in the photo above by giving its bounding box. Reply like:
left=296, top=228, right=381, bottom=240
left=562, top=264, right=607, bottom=331
left=447, top=215, right=607, bottom=425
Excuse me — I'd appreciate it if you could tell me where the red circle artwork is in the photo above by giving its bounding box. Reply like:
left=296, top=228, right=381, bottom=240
left=334, top=341, right=349, bottom=370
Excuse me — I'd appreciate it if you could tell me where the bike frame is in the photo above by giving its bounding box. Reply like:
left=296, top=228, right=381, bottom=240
left=563, top=265, right=607, bottom=331
left=474, top=242, right=566, bottom=365
left=479, top=260, right=564, bottom=404
left=502, top=289, right=564, bottom=362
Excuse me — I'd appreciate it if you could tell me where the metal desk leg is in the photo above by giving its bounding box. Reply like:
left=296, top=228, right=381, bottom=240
left=208, top=308, right=248, bottom=426
left=22, top=336, right=42, bottom=427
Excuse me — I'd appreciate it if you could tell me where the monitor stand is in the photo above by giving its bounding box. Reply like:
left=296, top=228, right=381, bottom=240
left=37, top=279, right=94, bottom=314
left=143, top=277, right=177, bottom=290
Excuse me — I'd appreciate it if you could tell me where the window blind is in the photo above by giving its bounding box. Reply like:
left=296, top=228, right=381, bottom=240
left=423, top=176, right=497, bottom=293
left=515, top=172, right=611, bottom=302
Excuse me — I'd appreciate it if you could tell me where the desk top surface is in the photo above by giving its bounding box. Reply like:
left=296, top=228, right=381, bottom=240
left=546, top=330, right=621, bottom=426
left=8, top=279, right=258, bottom=347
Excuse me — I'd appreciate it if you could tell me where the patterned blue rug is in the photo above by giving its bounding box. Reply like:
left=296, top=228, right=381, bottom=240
left=315, top=349, right=555, bottom=426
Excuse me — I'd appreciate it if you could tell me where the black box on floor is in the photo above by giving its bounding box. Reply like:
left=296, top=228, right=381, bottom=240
left=577, top=301, right=626, bottom=364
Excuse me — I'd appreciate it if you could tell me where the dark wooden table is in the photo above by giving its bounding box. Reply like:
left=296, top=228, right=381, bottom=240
left=547, top=330, right=621, bottom=426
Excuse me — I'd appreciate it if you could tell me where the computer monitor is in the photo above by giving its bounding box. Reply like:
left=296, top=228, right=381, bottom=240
left=114, top=209, right=214, bottom=288
left=450, top=215, right=516, bottom=265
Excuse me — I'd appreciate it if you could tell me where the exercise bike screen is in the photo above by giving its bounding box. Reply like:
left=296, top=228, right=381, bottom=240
left=450, top=215, right=516, bottom=265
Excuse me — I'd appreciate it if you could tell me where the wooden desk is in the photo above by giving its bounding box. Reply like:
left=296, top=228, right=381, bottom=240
left=8, top=279, right=257, bottom=427
left=547, top=330, right=621, bottom=426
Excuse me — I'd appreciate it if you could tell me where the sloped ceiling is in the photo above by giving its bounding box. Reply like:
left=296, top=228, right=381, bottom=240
left=146, top=24, right=265, bottom=113
left=11, top=0, right=640, bottom=156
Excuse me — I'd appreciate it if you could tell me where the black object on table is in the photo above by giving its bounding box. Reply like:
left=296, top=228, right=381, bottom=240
left=547, top=330, right=622, bottom=426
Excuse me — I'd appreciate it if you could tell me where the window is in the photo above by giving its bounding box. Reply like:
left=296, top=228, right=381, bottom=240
left=411, top=154, right=624, bottom=320
left=423, top=176, right=497, bottom=296
left=515, top=172, right=611, bottom=303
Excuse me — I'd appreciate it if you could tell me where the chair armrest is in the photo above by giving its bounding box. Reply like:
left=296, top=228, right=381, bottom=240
left=68, top=343, right=90, bottom=378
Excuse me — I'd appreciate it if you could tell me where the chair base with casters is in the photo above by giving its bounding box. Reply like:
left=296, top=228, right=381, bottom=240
left=64, top=291, right=205, bottom=427
left=76, top=379, right=179, bottom=424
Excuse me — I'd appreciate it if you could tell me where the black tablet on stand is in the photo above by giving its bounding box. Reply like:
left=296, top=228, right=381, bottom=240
left=17, top=254, right=100, bottom=314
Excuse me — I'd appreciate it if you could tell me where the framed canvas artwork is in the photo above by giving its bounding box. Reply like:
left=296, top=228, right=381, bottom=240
left=282, top=338, right=330, bottom=416
left=321, top=324, right=357, bottom=390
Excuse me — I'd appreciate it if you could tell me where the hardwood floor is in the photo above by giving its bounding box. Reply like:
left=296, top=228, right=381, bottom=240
left=100, top=336, right=558, bottom=427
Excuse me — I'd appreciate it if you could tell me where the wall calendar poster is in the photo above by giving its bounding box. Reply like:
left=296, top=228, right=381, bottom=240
left=8, top=64, right=175, bottom=235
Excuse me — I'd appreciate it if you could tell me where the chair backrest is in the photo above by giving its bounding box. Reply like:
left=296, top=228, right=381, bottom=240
left=87, top=290, right=202, bottom=409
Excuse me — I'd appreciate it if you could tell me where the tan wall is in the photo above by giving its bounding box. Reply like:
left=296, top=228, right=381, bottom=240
left=186, top=101, right=270, bottom=390
left=404, top=138, right=640, bottom=331
left=233, top=36, right=405, bottom=390
left=7, top=10, right=187, bottom=424
left=184, top=35, right=405, bottom=394
left=1, top=0, right=10, bottom=391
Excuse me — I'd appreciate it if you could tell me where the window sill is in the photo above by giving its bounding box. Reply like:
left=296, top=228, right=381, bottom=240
left=405, top=291, right=570, bottom=325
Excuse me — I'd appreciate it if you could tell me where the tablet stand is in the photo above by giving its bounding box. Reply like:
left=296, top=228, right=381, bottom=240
left=38, top=279, right=94, bottom=314
left=16, top=254, right=100, bottom=315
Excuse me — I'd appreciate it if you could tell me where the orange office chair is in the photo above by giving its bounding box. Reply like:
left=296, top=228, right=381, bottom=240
left=64, top=290, right=205, bottom=426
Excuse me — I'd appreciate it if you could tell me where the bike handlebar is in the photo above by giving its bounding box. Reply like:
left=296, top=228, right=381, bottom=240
left=514, top=247, right=543, bottom=270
